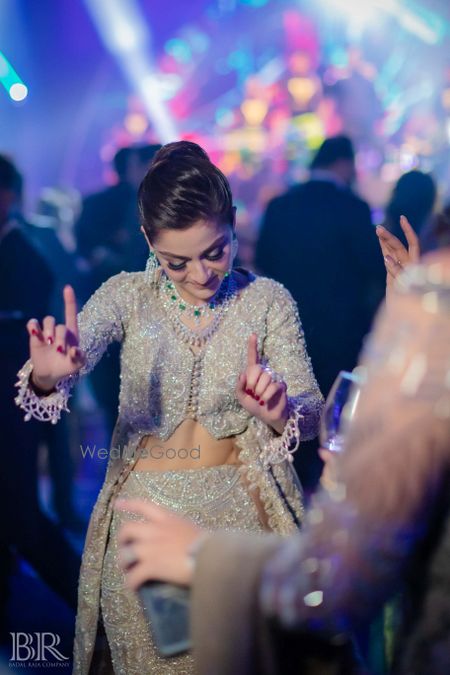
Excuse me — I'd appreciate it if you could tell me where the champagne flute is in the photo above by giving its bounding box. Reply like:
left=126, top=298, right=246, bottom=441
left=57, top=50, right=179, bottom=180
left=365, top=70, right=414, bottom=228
left=319, top=368, right=365, bottom=453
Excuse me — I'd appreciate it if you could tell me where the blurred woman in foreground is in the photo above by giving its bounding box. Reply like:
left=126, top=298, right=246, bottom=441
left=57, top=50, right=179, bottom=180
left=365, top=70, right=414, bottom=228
left=117, top=216, right=450, bottom=674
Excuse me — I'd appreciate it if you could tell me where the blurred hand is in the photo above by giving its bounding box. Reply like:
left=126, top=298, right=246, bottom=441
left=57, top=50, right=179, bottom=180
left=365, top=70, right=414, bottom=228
left=376, top=215, right=420, bottom=301
left=27, top=285, right=85, bottom=391
left=115, top=499, right=205, bottom=589
left=236, top=333, right=289, bottom=434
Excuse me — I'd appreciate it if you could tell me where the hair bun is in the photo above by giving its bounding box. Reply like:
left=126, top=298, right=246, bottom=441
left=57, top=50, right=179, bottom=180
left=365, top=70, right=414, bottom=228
left=153, top=140, right=210, bottom=165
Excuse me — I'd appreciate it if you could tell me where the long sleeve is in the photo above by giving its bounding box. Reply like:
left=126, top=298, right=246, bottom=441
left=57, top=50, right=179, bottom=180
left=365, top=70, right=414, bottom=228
left=15, top=272, right=130, bottom=424
left=76, top=272, right=128, bottom=376
left=262, top=281, right=323, bottom=441
left=259, top=262, right=450, bottom=634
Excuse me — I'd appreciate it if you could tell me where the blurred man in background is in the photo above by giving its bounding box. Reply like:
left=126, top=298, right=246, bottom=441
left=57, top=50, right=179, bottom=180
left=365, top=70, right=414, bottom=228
left=75, top=144, right=161, bottom=294
left=256, top=136, right=385, bottom=492
left=0, top=156, right=80, bottom=636
left=75, top=144, right=161, bottom=436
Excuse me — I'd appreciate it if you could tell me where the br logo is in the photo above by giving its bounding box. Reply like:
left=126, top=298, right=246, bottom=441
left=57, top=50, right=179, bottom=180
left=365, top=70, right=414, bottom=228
left=10, top=632, right=69, bottom=662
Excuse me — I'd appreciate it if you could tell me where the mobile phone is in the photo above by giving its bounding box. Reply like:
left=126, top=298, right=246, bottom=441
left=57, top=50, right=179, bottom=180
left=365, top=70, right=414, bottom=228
left=138, top=582, right=192, bottom=657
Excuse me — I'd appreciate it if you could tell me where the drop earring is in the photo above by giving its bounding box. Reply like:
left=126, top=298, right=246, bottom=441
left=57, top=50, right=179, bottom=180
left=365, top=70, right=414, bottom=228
left=145, top=249, right=160, bottom=285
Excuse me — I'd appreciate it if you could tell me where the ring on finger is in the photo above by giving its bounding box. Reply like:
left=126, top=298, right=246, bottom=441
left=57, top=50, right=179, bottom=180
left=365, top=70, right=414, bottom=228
left=262, top=365, right=283, bottom=383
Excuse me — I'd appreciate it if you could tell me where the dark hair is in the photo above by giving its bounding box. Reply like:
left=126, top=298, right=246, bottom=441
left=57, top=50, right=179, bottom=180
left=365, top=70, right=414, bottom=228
left=0, top=154, right=22, bottom=195
left=385, top=170, right=436, bottom=243
left=310, top=135, right=355, bottom=170
left=138, top=141, right=234, bottom=242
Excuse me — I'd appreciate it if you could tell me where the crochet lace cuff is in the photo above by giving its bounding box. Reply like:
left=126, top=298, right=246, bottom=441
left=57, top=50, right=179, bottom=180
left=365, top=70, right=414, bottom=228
left=14, top=360, right=74, bottom=425
left=258, top=398, right=304, bottom=467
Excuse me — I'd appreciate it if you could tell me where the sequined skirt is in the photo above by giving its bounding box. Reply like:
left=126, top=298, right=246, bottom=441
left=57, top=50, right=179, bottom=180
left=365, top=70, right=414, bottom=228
left=100, top=464, right=264, bottom=675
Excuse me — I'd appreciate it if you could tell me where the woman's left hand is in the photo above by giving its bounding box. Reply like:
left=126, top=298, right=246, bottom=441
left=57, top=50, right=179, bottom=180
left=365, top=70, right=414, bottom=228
left=236, top=333, right=289, bottom=435
left=115, top=498, right=206, bottom=590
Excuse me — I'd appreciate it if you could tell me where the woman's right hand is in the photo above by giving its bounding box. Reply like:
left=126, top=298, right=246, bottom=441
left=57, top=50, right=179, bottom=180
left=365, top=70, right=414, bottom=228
left=27, top=285, right=86, bottom=392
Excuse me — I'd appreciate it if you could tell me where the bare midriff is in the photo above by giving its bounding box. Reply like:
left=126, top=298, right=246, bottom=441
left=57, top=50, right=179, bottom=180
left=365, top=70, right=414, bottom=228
left=133, top=419, right=271, bottom=529
left=133, top=418, right=241, bottom=472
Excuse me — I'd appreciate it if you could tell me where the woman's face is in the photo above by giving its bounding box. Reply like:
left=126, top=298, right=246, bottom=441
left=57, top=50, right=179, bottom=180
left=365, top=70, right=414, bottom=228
left=148, top=219, right=235, bottom=305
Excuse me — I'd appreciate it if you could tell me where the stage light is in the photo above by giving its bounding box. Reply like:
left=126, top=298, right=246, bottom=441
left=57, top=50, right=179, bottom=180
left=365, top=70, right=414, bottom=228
left=291, top=113, right=324, bottom=150
left=396, top=0, right=445, bottom=44
left=124, top=112, right=148, bottom=135
left=152, top=73, right=183, bottom=101
left=287, top=77, right=317, bottom=106
left=317, top=0, right=442, bottom=44
left=9, top=82, right=28, bottom=101
left=318, top=0, right=379, bottom=29
left=240, top=0, right=270, bottom=7
left=0, top=51, right=28, bottom=102
left=240, top=99, right=268, bottom=126
left=83, top=0, right=177, bottom=142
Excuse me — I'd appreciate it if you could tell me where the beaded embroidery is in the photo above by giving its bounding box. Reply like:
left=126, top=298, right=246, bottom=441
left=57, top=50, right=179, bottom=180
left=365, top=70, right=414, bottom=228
left=14, top=360, right=75, bottom=425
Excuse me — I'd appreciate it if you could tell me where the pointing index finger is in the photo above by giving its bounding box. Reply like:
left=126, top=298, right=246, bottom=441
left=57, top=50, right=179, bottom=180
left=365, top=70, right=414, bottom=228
left=63, top=285, right=79, bottom=340
left=247, top=333, right=259, bottom=367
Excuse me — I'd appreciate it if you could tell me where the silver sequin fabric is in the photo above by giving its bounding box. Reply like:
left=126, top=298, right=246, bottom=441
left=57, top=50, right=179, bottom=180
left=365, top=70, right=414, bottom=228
left=74, top=271, right=323, bottom=443
left=101, top=465, right=264, bottom=675
left=56, top=270, right=323, bottom=674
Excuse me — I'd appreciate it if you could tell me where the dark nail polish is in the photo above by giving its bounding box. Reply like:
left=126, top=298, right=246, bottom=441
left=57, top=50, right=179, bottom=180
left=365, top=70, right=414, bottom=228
left=259, top=400, right=265, bottom=406
left=254, top=395, right=260, bottom=401
left=31, top=329, right=38, bottom=336
left=57, top=345, right=64, bottom=354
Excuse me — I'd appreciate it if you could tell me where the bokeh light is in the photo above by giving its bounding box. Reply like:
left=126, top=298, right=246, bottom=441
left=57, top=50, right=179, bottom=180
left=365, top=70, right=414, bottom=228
left=9, top=82, right=28, bottom=101
left=165, top=38, right=192, bottom=64
left=124, top=112, right=148, bottom=135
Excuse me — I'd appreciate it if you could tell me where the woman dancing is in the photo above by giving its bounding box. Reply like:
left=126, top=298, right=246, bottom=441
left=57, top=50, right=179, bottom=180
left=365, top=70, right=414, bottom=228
left=15, top=141, right=323, bottom=674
